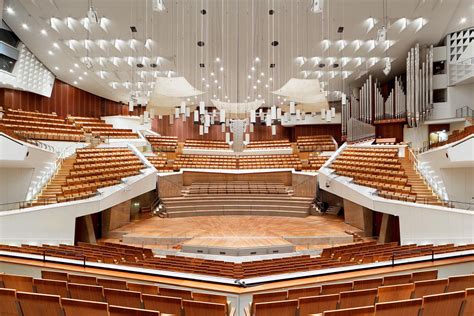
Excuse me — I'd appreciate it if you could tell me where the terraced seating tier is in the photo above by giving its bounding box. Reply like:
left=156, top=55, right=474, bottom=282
left=246, top=139, right=292, bottom=149
left=184, top=139, right=230, bottom=150
left=68, top=116, right=138, bottom=139
left=145, top=135, right=178, bottom=152
left=430, top=125, right=474, bottom=148
left=304, top=153, right=330, bottom=172
left=297, top=135, right=337, bottom=152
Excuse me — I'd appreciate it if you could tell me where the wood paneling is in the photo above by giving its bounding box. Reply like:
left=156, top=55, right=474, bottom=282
left=293, top=124, right=342, bottom=143
left=375, top=122, right=405, bottom=143
left=1, top=80, right=128, bottom=118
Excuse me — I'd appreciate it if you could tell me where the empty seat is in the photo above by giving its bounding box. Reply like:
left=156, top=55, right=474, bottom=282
left=17, top=292, right=63, bottom=316
left=33, top=278, right=69, bottom=297
left=353, top=278, right=383, bottom=290
left=321, top=282, right=353, bottom=295
left=446, top=274, right=474, bottom=292
left=68, top=283, right=105, bottom=302
left=41, top=270, right=68, bottom=282
left=377, top=283, right=414, bottom=303
left=412, top=279, right=448, bottom=298
left=0, top=288, right=20, bottom=316
left=464, top=288, right=474, bottom=316
left=421, top=291, right=465, bottom=316
left=104, top=288, right=142, bottom=308
left=142, top=294, right=182, bottom=315
left=339, top=288, right=377, bottom=309
left=254, top=299, right=298, bottom=316
left=0, top=274, right=34, bottom=292
left=287, top=286, right=321, bottom=299
left=108, top=305, right=160, bottom=316
left=69, top=274, right=98, bottom=285
left=410, top=270, right=438, bottom=282
left=382, top=273, right=411, bottom=286
left=183, top=299, right=227, bottom=316
left=251, top=291, right=288, bottom=314
left=128, top=282, right=159, bottom=295
left=193, top=292, right=228, bottom=305
left=97, top=278, right=127, bottom=290
left=323, top=306, right=375, bottom=316
left=375, top=299, right=422, bottom=316
left=159, top=287, right=192, bottom=300
left=298, top=294, right=339, bottom=316
left=61, top=298, right=108, bottom=316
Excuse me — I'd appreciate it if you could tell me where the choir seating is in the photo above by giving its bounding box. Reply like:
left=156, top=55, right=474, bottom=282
left=184, top=139, right=231, bottom=150
left=330, top=147, right=417, bottom=202
left=1, top=108, right=84, bottom=141
left=304, top=153, right=330, bottom=171
left=238, top=155, right=302, bottom=170
left=430, top=125, right=474, bottom=149
left=248, top=269, right=474, bottom=316
left=245, top=139, right=292, bottom=149
left=145, top=135, right=178, bottom=152
left=1, top=242, right=473, bottom=280
left=145, top=154, right=169, bottom=171
left=68, top=116, right=138, bottom=139
left=297, top=135, right=337, bottom=152
left=174, top=154, right=238, bottom=170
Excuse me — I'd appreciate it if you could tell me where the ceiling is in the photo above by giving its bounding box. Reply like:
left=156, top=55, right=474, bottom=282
left=3, top=0, right=473, bottom=106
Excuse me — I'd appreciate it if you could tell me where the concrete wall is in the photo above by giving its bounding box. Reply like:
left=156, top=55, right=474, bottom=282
left=343, top=199, right=373, bottom=237
left=0, top=168, right=33, bottom=204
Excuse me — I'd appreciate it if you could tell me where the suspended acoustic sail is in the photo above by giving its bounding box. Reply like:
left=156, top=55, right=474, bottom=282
left=210, top=99, right=264, bottom=120
left=272, top=78, right=329, bottom=113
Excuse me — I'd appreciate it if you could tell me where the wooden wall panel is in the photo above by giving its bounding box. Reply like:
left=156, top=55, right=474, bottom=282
left=375, top=122, right=405, bottom=143
left=293, top=124, right=342, bottom=143
left=1, top=80, right=127, bottom=118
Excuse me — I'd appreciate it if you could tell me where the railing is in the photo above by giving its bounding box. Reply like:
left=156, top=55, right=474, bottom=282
left=0, top=125, right=55, bottom=152
left=456, top=106, right=474, bottom=119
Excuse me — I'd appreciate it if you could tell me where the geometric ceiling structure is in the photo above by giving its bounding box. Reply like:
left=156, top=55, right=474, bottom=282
left=3, top=0, right=471, bottom=106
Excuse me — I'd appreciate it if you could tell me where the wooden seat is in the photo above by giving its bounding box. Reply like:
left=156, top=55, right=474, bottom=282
left=464, top=288, right=474, bottom=316
left=41, top=270, right=69, bottom=282
left=382, top=273, right=412, bottom=286
left=68, top=283, right=105, bottom=302
left=160, top=287, right=192, bottom=300
left=298, top=294, right=339, bottom=316
left=97, top=278, right=127, bottom=290
left=421, top=291, right=465, bottom=316
left=446, top=274, right=474, bottom=292
left=0, top=288, right=20, bottom=316
left=142, top=294, right=182, bottom=315
left=412, top=279, right=448, bottom=298
left=353, top=278, right=383, bottom=291
left=287, top=286, right=321, bottom=299
left=108, top=305, right=160, bottom=316
left=374, top=298, right=422, bottom=316
left=183, top=299, right=227, bottom=316
left=377, top=283, right=414, bottom=303
left=104, top=288, right=142, bottom=308
left=410, top=270, right=438, bottom=282
left=33, top=278, right=69, bottom=297
left=321, top=282, right=353, bottom=295
left=128, top=282, right=159, bottom=295
left=68, top=274, right=98, bottom=285
left=0, top=274, right=34, bottom=292
left=251, top=291, right=288, bottom=314
left=61, top=298, right=108, bottom=316
left=254, top=299, right=297, bottom=316
left=17, top=292, right=63, bottom=316
left=339, top=288, right=377, bottom=309
left=322, top=306, right=375, bottom=316
left=192, top=292, right=228, bottom=305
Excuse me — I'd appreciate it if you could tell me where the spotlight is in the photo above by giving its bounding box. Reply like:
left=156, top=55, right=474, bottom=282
left=310, top=0, right=324, bottom=13
left=152, top=0, right=165, bottom=12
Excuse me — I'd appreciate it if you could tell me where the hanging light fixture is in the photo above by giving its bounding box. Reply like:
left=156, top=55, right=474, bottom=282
left=87, top=0, right=99, bottom=24
left=152, top=0, right=165, bottom=12
left=310, top=0, right=324, bottom=13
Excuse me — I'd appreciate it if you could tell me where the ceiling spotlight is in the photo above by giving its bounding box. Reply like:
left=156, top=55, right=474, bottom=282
left=40, top=29, right=47, bottom=35
left=248, top=75, right=252, bottom=79
left=460, top=17, right=467, bottom=24
left=87, top=2, right=99, bottom=24
left=48, top=50, right=53, bottom=55
left=6, top=7, right=14, bottom=15
left=215, top=57, right=220, bottom=62
left=152, top=0, right=166, bottom=12
left=21, top=23, right=29, bottom=30
left=310, top=0, right=324, bottom=13
left=255, top=57, right=260, bottom=62
left=73, top=81, right=78, bottom=85
left=220, top=67, right=224, bottom=71
left=54, top=67, right=59, bottom=70
left=251, top=67, right=255, bottom=71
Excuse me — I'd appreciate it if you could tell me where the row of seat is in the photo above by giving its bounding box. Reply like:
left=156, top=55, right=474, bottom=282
left=430, top=125, right=474, bottom=148
left=184, top=139, right=231, bottom=149
left=304, top=153, right=330, bottom=171
left=145, top=135, right=178, bottom=152
left=67, top=116, right=138, bottom=139
left=185, top=181, right=290, bottom=195
left=296, top=135, right=337, bottom=152
left=246, top=139, right=292, bottom=149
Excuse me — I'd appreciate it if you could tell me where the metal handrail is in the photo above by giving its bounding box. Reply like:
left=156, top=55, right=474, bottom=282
left=456, top=106, right=474, bottom=118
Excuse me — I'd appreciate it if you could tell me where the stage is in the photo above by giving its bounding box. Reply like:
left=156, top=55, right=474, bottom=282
left=102, top=215, right=359, bottom=255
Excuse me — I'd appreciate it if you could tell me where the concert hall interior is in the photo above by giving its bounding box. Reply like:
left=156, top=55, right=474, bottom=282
left=0, top=0, right=473, bottom=315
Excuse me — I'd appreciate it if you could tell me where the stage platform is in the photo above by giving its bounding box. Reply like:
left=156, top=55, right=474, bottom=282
left=103, top=215, right=357, bottom=255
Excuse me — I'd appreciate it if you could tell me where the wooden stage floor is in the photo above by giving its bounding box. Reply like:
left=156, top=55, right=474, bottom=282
left=102, top=215, right=358, bottom=251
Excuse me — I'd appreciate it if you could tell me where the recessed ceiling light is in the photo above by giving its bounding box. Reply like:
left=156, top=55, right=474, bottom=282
left=22, top=23, right=29, bottom=30
left=40, top=29, right=47, bottom=35
left=79, top=76, right=83, bottom=80
left=53, top=42, right=59, bottom=49
left=255, top=57, right=260, bottom=62
left=54, top=66, right=59, bottom=70
left=83, top=72, right=88, bottom=75
left=460, top=17, right=467, bottom=24
left=73, top=81, right=78, bottom=84
left=220, top=67, right=224, bottom=71
left=69, top=69, right=74, bottom=73
left=74, top=63, right=79, bottom=68
left=202, top=77, right=205, bottom=81
left=251, top=67, right=255, bottom=71
left=6, top=7, right=15, bottom=15
left=210, top=72, right=214, bottom=76
left=248, top=75, right=252, bottom=79
left=215, top=57, right=220, bottom=62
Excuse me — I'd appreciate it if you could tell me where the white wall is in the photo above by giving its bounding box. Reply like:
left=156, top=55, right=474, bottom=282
left=0, top=168, right=33, bottom=205
left=447, top=83, right=474, bottom=114
left=404, top=124, right=429, bottom=150
left=102, top=116, right=151, bottom=132
left=440, top=167, right=474, bottom=207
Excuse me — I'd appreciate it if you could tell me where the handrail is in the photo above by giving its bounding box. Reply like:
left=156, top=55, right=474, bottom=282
left=456, top=106, right=473, bottom=118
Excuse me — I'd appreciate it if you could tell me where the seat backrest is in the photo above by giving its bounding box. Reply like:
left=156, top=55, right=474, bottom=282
left=97, top=278, right=127, bottom=290
left=0, top=274, right=34, bottom=292
left=446, top=274, right=474, bottom=292
left=159, top=287, right=193, bottom=300
left=377, top=283, right=414, bottom=303
left=128, top=282, right=159, bottom=295
left=17, top=292, right=63, bottom=316
left=374, top=298, right=422, bottom=316
left=410, top=270, right=438, bottom=282
left=251, top=290, right=288, bottom=314
left=382, top=273, right=412, bottom=286
left=464, top=288, right=474, bottom=316
left=339, top=288, right=377, bottom=309
left=421, top=291, right=465, bottom=316
left=353, top=278, right=383, bottom=291
left=183, top=299, right=227, bottom=316
left=41, top=270, right=69, bottom=282
left=108, top=305, right=160, bottom=316
left=69, top=274, right=98, bottom=285
left=298, top=294, right=339, bottom=316
left=412, top=279, right=448, bottom=298
left=254, top=299, right=298, bottom=316
left=0, top=288, right=20, bottom=315
left=287, top=286, right=321, bottom=299
left=68, top=283, right=105, bottom=302
left=104, top=288, right=142, bottom=308
left=33, top=278, right=69, bottom=297
left=142, top=294, right=182, bottom=315
left=322, top=305, right=375, bottom=316
left=61, top=298, right=108, bottom=316
left=193, top=292, right=228, bottom=305
left=321, top=282, right=353, bottom=295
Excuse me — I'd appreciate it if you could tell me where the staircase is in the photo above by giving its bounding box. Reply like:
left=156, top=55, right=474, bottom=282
left=400, top=157, right=444, bottom=206
left=32, top=156, right=76, bottom=206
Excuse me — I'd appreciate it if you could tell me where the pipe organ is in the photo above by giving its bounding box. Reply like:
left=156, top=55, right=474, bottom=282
left=406, top=44, right=433, bottom=127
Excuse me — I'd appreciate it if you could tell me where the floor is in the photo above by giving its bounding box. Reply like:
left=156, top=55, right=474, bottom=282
left=101, top=214, right=358, bottom=251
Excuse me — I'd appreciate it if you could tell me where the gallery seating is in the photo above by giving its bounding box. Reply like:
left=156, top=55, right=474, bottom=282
left=68, top=116, right=138, bottom=139
left=304, top=152, right=330, bottom=171
left=145, top=154, right=168, bottom=171
left=297, top=135, right=337, bottom=152
left=184, top=139, right=231, bottom=150
left=430, top=125, right=474, bottom=149
left=145, top=135, right=178, bottom=152
left=246, top=139, right=292, bottom=149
